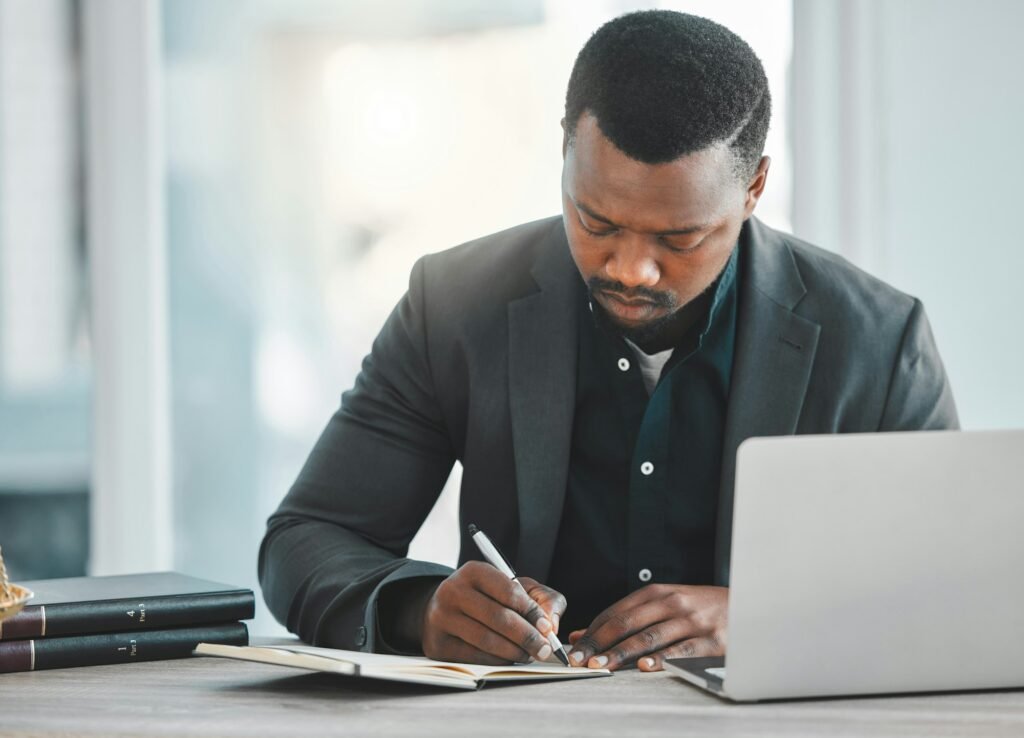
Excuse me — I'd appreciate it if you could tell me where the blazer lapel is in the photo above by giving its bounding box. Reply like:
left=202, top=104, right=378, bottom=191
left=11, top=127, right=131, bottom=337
left=507, top=221, right=580, bottom=580
left=714, top=219, right=821, bottom=584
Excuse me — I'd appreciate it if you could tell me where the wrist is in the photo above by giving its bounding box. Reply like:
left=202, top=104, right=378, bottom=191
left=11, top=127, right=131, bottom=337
left=377, top=576, right=444, bottom=654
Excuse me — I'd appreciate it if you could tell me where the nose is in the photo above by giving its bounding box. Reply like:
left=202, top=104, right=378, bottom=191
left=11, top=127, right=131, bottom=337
left=604, top=235, right=660, bottom=289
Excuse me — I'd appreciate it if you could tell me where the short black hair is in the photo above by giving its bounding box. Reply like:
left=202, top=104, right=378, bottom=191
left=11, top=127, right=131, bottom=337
left=565, top=10, right=770, bottom=178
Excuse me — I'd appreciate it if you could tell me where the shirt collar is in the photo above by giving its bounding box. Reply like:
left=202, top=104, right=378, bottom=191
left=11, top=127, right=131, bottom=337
left=697, top=242, right=740, bottom=343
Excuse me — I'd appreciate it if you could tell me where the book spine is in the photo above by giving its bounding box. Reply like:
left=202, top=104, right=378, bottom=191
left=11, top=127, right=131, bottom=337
left=0, top=622, right=248, bottom=673
left=0, top=591, right=255, bottom=640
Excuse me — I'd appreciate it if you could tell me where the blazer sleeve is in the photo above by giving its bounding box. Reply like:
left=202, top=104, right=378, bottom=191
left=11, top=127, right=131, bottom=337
left=258, top=256, right=457, bottom=652
left=878, top=298, right=960, bottom=431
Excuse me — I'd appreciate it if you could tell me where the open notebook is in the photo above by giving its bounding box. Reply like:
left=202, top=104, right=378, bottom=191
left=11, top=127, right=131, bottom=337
left=195, top=642, right=611, bottom=690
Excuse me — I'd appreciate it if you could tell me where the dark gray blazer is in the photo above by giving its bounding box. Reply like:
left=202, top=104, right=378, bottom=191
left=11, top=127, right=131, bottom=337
left=258, top=215, right=958, bottom=652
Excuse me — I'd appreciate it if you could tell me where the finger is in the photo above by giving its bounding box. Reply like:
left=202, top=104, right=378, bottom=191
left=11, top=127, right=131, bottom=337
left=427, top=632, right=514, bottom=666
left=637, top=637, right=723, bottom=672
left=568, top=598, right=677, bottom=667
left=467, top=566, right=552, bottom=636
left=568, top=629, right=585, bottom=645
left=583, top=584, right=669, bottom=640
left=458, top=581, right=551, bottom=660
left=444, top=612, right=531, bottom=663
left=586, top=617, right=699, bottom=671
left=518, top=577, right=568, bottom=631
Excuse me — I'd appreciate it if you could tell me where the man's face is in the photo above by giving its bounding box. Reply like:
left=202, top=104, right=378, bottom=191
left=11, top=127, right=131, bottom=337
left=561, top=113, right=768, bottom=346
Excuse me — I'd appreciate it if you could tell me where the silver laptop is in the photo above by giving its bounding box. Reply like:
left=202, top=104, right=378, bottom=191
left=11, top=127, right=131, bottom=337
left=666, top=430, right=1024, bottom=701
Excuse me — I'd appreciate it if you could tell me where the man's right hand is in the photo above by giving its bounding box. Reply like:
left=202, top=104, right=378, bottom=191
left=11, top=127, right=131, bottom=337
left=420, top=561, right=566, bottom=665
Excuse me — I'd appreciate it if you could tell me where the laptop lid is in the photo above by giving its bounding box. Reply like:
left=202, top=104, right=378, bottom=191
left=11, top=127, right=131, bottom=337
left=724, top=430, right=1024, bottom=701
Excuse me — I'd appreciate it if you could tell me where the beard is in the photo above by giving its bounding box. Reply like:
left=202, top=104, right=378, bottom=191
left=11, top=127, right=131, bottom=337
left=586, top=276, right=712, bottom=353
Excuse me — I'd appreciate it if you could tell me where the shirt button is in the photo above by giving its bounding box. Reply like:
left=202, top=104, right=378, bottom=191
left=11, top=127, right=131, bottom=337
left=617, top=357, right=630, bottom=372
left=638, top=568, right=653, bottom=582
left=640, top=461, right=654, bottom=476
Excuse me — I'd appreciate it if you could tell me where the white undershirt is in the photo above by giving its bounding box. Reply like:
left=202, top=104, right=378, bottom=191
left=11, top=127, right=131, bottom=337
left=625, top=339, right=674, bottom=396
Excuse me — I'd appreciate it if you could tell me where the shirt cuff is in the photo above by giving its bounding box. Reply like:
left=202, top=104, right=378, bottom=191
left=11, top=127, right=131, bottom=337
left=363, top=560, right=454, bottom=654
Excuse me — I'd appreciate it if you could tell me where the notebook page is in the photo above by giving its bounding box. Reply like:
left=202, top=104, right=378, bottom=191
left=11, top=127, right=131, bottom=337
left=277, top=644, right=608, bottom=679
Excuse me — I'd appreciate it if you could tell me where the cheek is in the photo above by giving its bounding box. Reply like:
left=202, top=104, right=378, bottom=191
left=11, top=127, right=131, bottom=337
left=662, top=248, right=733, bottom=301
left=565, top=233, right=606, bottom=278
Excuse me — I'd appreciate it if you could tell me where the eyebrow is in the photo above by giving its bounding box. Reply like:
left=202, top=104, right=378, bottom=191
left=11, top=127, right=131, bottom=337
left=574, top=199, right=710, bottom=236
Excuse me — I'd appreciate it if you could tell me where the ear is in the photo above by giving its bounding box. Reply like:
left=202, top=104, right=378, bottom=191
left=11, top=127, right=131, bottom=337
left=743, top=156, right=771, bottom=217
left=560, top=118, right=569, bottom=160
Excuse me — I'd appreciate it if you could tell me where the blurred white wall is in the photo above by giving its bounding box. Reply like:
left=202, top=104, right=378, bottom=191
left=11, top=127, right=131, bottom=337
left=792, top=0, right=1024, bottom=430
left=84, top=0, right=173, bottom=575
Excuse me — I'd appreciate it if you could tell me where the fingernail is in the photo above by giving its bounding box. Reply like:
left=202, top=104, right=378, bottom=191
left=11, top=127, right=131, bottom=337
left=641, top=657, right=655, bottom=669
left=538, top=644, right=553, bottom=661
left=589, top=655, right=608, bottom=668
left=536, top=617, right=551, bottom=634
left=570, top=651, right=584, bottom=665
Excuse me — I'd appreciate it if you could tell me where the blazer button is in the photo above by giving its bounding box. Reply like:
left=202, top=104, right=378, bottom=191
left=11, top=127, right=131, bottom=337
left=354, top=626, right=367, bottom=647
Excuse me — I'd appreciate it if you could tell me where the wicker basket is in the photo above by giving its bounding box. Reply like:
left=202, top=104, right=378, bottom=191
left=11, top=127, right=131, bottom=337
left=0, top=545, right=34, bottom=622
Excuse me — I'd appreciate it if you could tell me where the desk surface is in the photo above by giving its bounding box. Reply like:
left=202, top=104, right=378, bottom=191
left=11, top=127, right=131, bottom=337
left=2, top=642, right=1024, bottom=737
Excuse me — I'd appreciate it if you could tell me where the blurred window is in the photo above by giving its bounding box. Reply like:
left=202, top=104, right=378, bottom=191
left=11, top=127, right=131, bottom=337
left=0, top=0, right=90, bottom=578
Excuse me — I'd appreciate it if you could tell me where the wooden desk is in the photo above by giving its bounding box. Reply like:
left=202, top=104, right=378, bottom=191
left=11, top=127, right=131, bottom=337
left=2, top=641, right=1024, bottom=737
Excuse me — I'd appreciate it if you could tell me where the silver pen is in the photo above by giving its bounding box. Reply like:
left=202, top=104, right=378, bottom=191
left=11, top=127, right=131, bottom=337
left=467, top=524, right=570, bottom=666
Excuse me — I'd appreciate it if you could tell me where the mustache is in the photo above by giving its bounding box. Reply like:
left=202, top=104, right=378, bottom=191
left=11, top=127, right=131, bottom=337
left=586, top=277, right=675, bottom=309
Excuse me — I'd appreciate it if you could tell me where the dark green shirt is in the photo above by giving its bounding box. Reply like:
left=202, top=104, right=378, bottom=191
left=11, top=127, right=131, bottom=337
left=547, top=246, right=740, bottom=633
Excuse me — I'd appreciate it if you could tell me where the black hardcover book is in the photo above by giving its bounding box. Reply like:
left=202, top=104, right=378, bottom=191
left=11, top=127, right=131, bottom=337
left=0, top=622, right=248, bottom=673
left=0, top=572, right=254, bottom=640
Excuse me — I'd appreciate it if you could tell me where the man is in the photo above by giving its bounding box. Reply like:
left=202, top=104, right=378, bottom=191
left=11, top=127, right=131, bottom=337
left=259, top=11, right=957, bottom=673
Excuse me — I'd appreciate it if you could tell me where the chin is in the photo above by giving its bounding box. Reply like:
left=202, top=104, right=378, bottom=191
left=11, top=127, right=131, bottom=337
left=619, top=322, right=672, bottom=348
left=599, top=309, right=674, bottom=348
left=606, top=313, right=657, bottom=332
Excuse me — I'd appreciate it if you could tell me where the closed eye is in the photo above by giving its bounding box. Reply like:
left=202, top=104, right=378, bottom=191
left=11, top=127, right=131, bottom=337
left=578, top=215, right=618, bottom=237
left=659, top=236, right=705, bottom=254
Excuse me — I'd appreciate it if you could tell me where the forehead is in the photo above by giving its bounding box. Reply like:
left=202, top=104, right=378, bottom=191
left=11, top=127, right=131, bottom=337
left=565, top=114, right=739, bottom=228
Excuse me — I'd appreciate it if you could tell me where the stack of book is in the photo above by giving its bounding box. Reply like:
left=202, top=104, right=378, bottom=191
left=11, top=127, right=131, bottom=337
left=0, top=572, right=253, bottom=673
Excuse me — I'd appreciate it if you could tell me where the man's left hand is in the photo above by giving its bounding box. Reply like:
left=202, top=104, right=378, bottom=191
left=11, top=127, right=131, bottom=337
left=567, top=584, right=728, bottom=672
